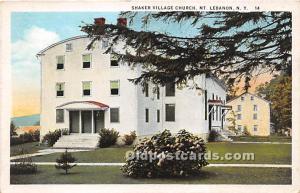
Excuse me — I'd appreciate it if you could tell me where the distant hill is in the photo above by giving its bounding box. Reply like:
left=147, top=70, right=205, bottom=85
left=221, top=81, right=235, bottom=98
left=11, top=114, right=40, bottom=127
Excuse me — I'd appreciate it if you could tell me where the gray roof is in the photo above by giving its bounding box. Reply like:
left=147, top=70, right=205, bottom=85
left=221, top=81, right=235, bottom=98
left=36, top=35, right=88, bottom=56
left=227, top=92, right=271, bottom=104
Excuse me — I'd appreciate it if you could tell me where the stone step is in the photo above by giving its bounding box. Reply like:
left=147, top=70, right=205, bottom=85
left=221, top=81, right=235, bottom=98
left=53, top=134, right=100, bottom=149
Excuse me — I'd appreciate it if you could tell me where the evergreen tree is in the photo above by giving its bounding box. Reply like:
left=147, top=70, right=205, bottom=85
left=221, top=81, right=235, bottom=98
left=256, top=74, right=291, bottom=132
left=10, top=122, right=17, bottom=137
left=81, top=12, right=291, bottom=89
left=55, top=149, right=77, bottom=174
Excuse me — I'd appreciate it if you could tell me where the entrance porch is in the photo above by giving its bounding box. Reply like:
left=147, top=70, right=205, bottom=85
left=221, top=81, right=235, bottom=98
left=56, top=101, right=109, bottom=134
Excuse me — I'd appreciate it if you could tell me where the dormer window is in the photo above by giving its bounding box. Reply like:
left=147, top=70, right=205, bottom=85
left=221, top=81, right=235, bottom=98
left=56, top=55, right=64, bottom=70
left=82, top=54, right=91, bottom=68
left=66, top=43, right=72, bottom=52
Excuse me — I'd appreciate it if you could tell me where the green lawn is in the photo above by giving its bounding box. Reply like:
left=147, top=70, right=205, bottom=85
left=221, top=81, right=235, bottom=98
left=23, top=143, right=291, bottom=165
left=10, top=165, right=291, bottom=184
left=229, top=135, right=292, bottom=142
left=10, top=142, right=47, bottom=156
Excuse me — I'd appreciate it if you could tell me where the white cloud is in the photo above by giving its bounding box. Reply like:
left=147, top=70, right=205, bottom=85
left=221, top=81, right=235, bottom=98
left=12, top=26, right=60, bottom=88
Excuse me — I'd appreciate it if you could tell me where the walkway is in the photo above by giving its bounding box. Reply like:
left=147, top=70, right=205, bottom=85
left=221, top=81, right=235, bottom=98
left=10, top=162, right=291, bottom=168
left=10, top=149, right=90, bottom=160
left=231, top=141, right=291, bottom=144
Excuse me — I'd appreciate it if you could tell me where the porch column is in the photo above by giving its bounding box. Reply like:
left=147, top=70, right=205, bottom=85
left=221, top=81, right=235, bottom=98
left=79, top=110, right=82, bottom=133
left=91, top=110, right=95, bottom=134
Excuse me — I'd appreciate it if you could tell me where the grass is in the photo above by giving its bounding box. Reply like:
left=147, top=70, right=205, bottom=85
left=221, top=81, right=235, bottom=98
left=10, top=165, right=291, bottom=184
left=229, top=135, right=292, bottom=142
left=10, top=142, right=47, bottom=156
left=22, top=143, right=291, bottom=165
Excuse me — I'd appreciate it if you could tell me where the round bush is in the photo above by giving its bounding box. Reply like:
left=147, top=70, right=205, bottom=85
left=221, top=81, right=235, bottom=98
left=121, top=129, right=208, bottom=178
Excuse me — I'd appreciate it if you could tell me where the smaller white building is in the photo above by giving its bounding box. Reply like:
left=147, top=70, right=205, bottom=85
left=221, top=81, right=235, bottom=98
left=37, top=18, right=228, bottom=143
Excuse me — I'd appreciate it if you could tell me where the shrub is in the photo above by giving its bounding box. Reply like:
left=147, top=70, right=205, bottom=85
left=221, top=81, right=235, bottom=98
left=123, top=131, right=137, bottom=145
left=98, top=128, right=119, bottom=148
left=31, top=130, right=40, bottom=141
left=121, top=129, right=208, bottom=178
left=10, top=149, right=37, bottom=175
left=42, top=129, right=62, bottom=146
left=208, top=130, right=220, bottom=142
left=243, top=127, right=251, bottom=136
left=55, top=149, right=77, bottom=174
left=10, top=130, right=40, bottom=146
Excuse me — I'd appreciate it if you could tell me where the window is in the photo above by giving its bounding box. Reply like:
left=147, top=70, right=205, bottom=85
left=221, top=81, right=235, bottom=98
left=237, top=105, right=242, bottom=112
left=253, top=125, right=258, bottom=132
left=110, top=54, right=119, bottom=67
left=157, top=109, right=160, bottom=122
left=241, top=96, right=245, bottom=101
left=102, top=38, right=109, bottom=49
left=251, top=96, right=254, bottom=101
left=110, top=80, right=119, bottom=95
left=56, top=83, right=64, bottom=97
left=253, top=113, right=257, bottom=120
left=56, top=109, right=64, bottom=123
left=237, top=114, right=242, bottom=120
left=82, top=81, right=91, bottom=96
left=82, top=54, right=91, bottom=68
left=56, top=55, right=64, bottom=70
left=110, top=108, right=119, bottom=123
left=165, top=104, right=175, bottom=122
left=253, top=105, right=258, bottom=111
left=165, top=83, right=175, bottom=97
left=66, top=43, right=72, bottom=52
left=144, top=83, right=149, bottom=97
left=156, top=86, right=160, bottom=100
left=237, top=125, right=242, bottom=131
left=145, top=108, right=149, bottom=123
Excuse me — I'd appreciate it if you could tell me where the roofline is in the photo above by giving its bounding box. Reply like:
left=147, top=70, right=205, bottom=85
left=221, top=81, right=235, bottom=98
left=36, top=35, right=89, bottom=56
left=207, top=74, right=227, bottom=91
left=227, top=92, right=271, bottom=104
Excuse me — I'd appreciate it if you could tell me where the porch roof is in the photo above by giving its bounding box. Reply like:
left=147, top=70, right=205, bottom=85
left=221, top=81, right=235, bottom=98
left=56, top=101, right=109, bottom=110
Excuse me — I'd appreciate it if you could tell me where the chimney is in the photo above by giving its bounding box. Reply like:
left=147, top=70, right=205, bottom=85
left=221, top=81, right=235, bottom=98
left=117, top=18, right=127, bottom=27
left=94, top=17, right=106, bottom=26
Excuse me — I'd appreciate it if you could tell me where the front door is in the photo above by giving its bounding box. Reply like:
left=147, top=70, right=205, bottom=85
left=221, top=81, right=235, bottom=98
left=81, top=111, right=92, bottom=133
left=94, top=110, right=104, bottom=133
left=69, top=111, right=80, bottom=133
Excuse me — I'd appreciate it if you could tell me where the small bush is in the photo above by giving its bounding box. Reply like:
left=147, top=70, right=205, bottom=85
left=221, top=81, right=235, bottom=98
left=11, top=163, right=37, bottom=175
left=208, top=130, right=220, bottom=142
left=55, top=149, right=77, bottom=174
left=121, top=129, right=208, bottom=178
left=10, top=149, right=37, bottom=175
left=98, top=128, right=119, bottom=148
left=42, top=129, right=62, bottom=146
left=123, top=131, right=137, bottom=145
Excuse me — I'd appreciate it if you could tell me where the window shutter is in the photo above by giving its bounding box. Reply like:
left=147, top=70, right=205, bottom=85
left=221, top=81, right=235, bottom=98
left=57, top=56, right=64, bottom=64
left=111, top=54, right=118, bottom=61
left=82, top=54, right=91, bottom=62
left=83, top=82, right=91, bottom=90
left=110, top=81, right=119, bottom=89
left=56, top=83, right=64, bottom=91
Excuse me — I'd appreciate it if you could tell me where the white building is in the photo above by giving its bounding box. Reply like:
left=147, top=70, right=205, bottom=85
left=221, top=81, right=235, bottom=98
left=37, top=18, right=228, bottom=146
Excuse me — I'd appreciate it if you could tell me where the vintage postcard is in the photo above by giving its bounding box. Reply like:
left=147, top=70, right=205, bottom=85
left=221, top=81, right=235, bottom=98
left=0, top=0, right=299, bottom=193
